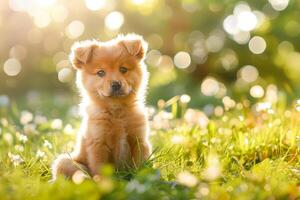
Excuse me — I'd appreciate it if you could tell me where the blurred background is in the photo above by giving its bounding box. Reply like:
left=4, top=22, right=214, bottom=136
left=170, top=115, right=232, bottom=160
left=0, top=0, right=300, bottom=114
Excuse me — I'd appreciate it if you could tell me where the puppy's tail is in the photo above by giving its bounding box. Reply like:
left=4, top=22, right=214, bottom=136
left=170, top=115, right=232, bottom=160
left=51, top=153, right=89, bottom=181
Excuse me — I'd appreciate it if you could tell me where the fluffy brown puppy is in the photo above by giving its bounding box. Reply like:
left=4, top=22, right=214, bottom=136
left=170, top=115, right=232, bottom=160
left=52, top=34, right=152, bottom=179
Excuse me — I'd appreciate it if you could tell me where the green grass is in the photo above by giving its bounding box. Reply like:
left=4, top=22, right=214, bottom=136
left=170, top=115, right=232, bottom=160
left=1, top=96, right=300, bottom=199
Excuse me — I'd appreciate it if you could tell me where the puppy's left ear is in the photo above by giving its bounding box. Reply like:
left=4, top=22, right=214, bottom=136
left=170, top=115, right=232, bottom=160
left=121, top=35, right=148, bottom=59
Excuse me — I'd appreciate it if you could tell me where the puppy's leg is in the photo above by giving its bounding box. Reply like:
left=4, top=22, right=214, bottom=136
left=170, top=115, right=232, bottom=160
left=113, top=135, right=131, bottom=169
left=52, top=154, right=88, bottom=180
left=86, top=142, right=110, bottom=176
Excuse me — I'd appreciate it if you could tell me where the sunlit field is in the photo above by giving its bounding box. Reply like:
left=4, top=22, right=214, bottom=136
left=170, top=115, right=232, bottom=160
left=1, top=0, right=300, bottom=199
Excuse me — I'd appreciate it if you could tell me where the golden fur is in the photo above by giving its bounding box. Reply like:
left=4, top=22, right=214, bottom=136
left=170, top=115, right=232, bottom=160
left=52, top=34, right=152, bottom=179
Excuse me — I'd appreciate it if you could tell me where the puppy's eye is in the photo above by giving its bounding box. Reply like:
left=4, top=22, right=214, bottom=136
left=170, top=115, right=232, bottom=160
left=97, top=70, right=105, bottom=77
left=119, top=66, right=128, bottom=74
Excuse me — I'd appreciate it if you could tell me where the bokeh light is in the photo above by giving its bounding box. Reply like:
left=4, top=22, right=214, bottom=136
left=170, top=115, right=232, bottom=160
left=51, top=5, right=68, bottom=22
left=250, top=85, right=264, bottom=98
left=239, top=65, right=259, bottom=83
left=58, top=68, right=73, bottom=83
left=174, top=51, right=191, bottom=69
left=8, top=0, right=28, bottom=12
left=66, top=20, right=85, bottom=39
left=146, top=49, right=161, bottom=67
left=3, top=58, right=22, bottom=76
left=9, top=45, right=27, bottom=60
left=201, top=77, right=220, bottom=96
left=237, top=11, right=257, bottom=31
left=248, top=36, right=267, bottom=54
left=85, top=0, right=107, bottom=11
left=131, top=0, right=147, bottom=5
left=105, top=11, right=124, bottom=30
left=268, top=0, right=289, bottom=11
left=34, top=12, right=51, bottom=28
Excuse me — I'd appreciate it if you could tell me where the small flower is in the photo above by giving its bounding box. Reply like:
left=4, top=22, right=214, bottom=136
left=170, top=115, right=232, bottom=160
left=151, top=111, right=173, bottom=129
left=20, top=110, right=33, bottom=125
left=36, top=150, right=46, bottom=159
left=203, top=153, right=221, bottom=181
left=51, top=119, right=63, bottom=130
left=17, top=133, right=28, bottom=143
left=256, top=102, right=272, bottom=112
left=72, top=170, right=88, bottom=184
left=4, top=133, right=13, bottom=145
left=64, top=124, right=74, bottom=135
left=23, top=123, right=36, bottom=135
left=176, top=171, right=198, bottom=187
left=8, top=152, right=24, bottom=167
left=195, top=184, right=210, bottom=198
left=1, top=118, right=8, bottom=127
left=15, top=145, right=24, bottom=152
left=222, top=96, right=236, bottom=110
left=43, top=140, right=52, bottom=149
left=171, top=135, right=186, bottom=144
left=184, top=109, right=209, bottom=128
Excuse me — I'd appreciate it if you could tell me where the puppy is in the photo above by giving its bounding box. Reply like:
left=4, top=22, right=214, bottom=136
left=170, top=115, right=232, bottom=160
left=52, top=34, right=152, bottom=179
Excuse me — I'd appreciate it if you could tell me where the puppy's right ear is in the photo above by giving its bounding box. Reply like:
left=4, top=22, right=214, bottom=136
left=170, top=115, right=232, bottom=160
left=70, top=41, right=97, bottom=69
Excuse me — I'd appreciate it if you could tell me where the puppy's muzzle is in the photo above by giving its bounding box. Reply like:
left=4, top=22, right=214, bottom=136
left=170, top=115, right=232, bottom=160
left=111, top=81, right=122, bottom=92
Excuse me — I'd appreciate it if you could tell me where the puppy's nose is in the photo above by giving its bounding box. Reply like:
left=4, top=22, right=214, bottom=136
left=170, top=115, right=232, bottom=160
left=111, top=81, right=122, bottom=92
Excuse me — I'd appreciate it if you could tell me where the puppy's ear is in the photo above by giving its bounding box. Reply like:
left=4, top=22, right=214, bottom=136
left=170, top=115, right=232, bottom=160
left=120, top=35, right=148, bottom=59
left=70, top=41, right=97, bottom=69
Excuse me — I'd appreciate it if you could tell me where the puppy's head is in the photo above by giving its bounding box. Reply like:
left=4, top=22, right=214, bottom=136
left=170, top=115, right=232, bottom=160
left=70, top=34, right=148, bottom=101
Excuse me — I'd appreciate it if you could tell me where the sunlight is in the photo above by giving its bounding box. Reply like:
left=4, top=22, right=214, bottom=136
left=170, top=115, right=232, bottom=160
left=239, top=65, right=259, bottom=83
left=250, top=85, right=265, bottom=98
left=34, top=0, right=56, bottom=8
left=66, top=20, right=85, bottom=39
left=105, top=11, right=124, bottom=30
left=58, top=68, right=73, bottom=83
left=237, top=11, right=257, bottom=31
left=131, top=0, right=147, bottom=5
left=201, top=77, right=220, bottom=96
left=33, top=11, right=51, bottom=28
left=3, top=58, right=21, bottom=76
left=174, top=51, right=191, bottom=69
left=51, top=5, right=68, bottom=22
left=268, top=0, right=289, bottom=11
left=85, top=0, right=107, bottom=11
left=249, top=36, right=267, bottom=54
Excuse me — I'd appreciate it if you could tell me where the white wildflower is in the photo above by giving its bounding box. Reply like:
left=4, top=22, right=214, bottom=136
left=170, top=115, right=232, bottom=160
left=43, top=140, right=52, bottom=149
left=23, top=123, right=36, bottom=135
left=72, top=170, right=87, bottom=184
left=171, top=135, right=186, bottom=144
left=176, top=171, right=198, bottom=187
left=203, top=153, right=221, bottom=181
left=36, top=150, right=46, bottom=159
left=20, top=110, right=33, bottom=125
left=8, top=152, right=24, bottom=167
left=17, top=133, right=28, bottom=143
left=184, top=109, right=209, bottom=128
left=4, top=133, right=13, bottom=145
left=64, top=124, right=74, bottom=135
left=15, top=145, right=24, bottom=152
left=51, top=118, right=63, bottom=130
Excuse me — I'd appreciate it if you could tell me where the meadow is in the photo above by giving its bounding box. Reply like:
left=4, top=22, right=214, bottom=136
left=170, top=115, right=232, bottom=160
left=1, top=94, right=300, bottom=200
left=2, top=0, right=300, bottom=199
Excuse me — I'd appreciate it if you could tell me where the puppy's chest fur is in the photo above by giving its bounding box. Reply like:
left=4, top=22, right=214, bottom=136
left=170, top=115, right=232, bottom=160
left=85, top=104, right=137, bottom=164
